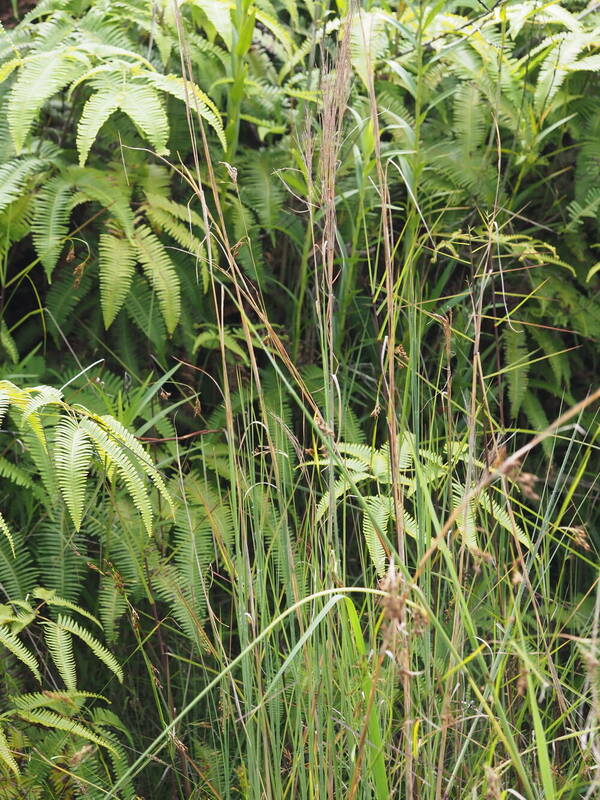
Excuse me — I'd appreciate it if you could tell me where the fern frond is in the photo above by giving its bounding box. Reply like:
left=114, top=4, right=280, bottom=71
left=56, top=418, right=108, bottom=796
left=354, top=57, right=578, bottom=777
left=0, top=512, right=15, bottom=557
left=142, top=68, right=226, bottom=149
left=98, top=577, right=127, bottom=644
left=363, top=496, right=390, bottom=576
left=76, top=89, right=120, bottom=166
left=96, top=414, right=173, bottom=513
left=32, top=175, right=74, bottom=280
left=0, top=156, right=46, bottom=214
left=133, top=225, right=181, bottom=334
left=98, top=234, right=137, bottom=327
left=0, top=725, right=19, bottom=777
left=33, top=587, right=102, bottom=629
left=0, top=625, right=41, bottom=681
left=452, top=483, right=478, bottom=552
left=54, top=614, right=123, bottom=683
left=478, top=490, right=531, bottom=549
left=114, top=80, right=169, bottom=155
left=0, top=320, right=18, bottom=364
left=8, top=50, right=85, bottom=152
left=15, top=709, right=118, bottom=754
left=10, top=690, right=107, bottom=712
left=54, top=416, right=93, bottom=531
left=79, top=417, right=153, bottom=534
left=43, top=620, right=77, bottom=690
left=0, top=533, right=37, bottom=600
left=22, top=386, right=63, bottom=422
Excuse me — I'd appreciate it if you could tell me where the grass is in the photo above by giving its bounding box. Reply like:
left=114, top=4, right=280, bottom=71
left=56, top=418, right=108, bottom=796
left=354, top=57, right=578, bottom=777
left=0, top=0, right=599, bottom=797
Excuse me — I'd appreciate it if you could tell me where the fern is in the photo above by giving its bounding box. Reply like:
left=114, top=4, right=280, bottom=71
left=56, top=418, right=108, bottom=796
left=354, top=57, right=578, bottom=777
left=362, top=496, right=390, bottom=576
left=98, top=234, right=137, bottom=328
left=33, top=587, right=102, bottom=629
left=0, top=626, right=41, bottom=682
left=14, top=709, right=118, bottom=754
left=7, top=50, right=85, bottom=152
left=0, top=533, right=37, bottom=600
left=31, top=175, right=74, bottom=279
left=0, top=724, right=19, bottom=777
left=133, top=225, right=181, bottom=334
left=78, top=417, right=154, bottom=534
left=0, top=156, right=46, bottom=214
left=143, top=71, right=226, bottom=150
left=0, top=513, right=15, bottom=557
left=76, top=89, right=120, bottom=166
left=43, top=620, right=77, bottom=690
left=53, top=615, right=123, bottom=683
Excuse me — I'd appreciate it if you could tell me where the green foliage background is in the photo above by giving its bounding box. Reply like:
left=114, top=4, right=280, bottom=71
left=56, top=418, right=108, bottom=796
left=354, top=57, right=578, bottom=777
left=0, top=0, right=599, bottom=797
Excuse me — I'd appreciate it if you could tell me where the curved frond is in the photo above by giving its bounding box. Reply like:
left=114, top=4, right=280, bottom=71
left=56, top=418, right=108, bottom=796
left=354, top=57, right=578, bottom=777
left=31, top=175, right=74, bottom=280
left=54, top=417, right=93, bottom=531
left=0, top=625, right=41, bottom=681
left=98, top=234, right=137, bottom=327
left=143, top=71, right=226, bottom=150
left=79, top=417, right=153, bottom=534
left=0, top=725, right=19, bottom=777
left=133, top=225, right=181, bottom=334
left=8, top=51, right=85, bottom=152
left=15, top=709, right=117, bottom=754
left=76, top=89, right=120, bottom=165
left=43, top=620, right=77, bottom=690
left=55, top=614, right=123, bottom=683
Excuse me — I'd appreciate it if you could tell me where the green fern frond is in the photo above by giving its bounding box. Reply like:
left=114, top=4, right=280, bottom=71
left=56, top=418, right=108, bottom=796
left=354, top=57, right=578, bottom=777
left=478, top=490, right=531, bottom=549
left=453, top=82, right=487, bottom=155
left=0, top=625, right=41, bottom=681
left=96, top=413, right=173, bottom=513
left=0, top=156, right=46, bottom=214
left=452, top=483, right=478, bottom=552
left=8, top=50, right=85, bottom=152
left=76, top=89, right=120, bottom=165
left=15, top=708, right=118, bottom=754
left=10, top=690, right=108, bottom=712
left=33, top=587, right=102, bottom=629
left=43, top=620, right=77, bottom=690
left=0, top=725, right=19, bottom=777
left=54, top=614, right=123, bottom=683
left=22, top=386, right=63, bottom=422
left=0, top=533, right=37, bottom=600
left=363, top=496, right=390, bottom=576
left=98, top=577, right=127, bottom=644
left=133, top=225, right=181, bottom=334
left=142, top=71, right=226, bottom=150
left=78, top=417, right=154, bottom=534
left=0, top=320, right=18, bottom=364
left=0, top=512, right=15, bottom=557
left=315, top=475, right=371, bottom=524
left=31, top=175, right=74, bottom=280
left=111, top=79, right=170, bottom=152
left=98, top=234, right=137, bottom=328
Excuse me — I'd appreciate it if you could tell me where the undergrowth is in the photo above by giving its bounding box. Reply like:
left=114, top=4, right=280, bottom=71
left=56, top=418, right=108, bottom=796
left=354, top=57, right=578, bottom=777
left=0, top=0, right=599, bottom=798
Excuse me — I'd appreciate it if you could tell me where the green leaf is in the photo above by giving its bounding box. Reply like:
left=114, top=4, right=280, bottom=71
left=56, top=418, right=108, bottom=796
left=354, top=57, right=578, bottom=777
left=0, top=725, right=19, bottom=777
left=43, top=620, right=77, bottom=690
left=54, top=417, right=93, bottom=531
left=76, top=89, right=119, bottom=166
left=8, top=51, right=85, bottom=152
left=54, top=614, right=123, bottom=683
left=99, top=234, right=137, bottom=327
left=133, top=225, right=181, bottom=334
left=0, top=625, right=41, bottom=682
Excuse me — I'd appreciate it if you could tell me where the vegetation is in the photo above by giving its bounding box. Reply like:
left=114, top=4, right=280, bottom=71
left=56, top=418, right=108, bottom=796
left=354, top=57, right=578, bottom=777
left=0, top=0, right=599, bottom=797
